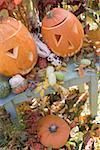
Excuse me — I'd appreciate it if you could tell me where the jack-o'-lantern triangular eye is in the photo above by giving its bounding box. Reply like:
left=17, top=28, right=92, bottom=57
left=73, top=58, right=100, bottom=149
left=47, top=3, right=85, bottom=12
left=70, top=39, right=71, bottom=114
left=55, top=34, right=62, bottom=43
left=6, top=46, right=19, bottom=59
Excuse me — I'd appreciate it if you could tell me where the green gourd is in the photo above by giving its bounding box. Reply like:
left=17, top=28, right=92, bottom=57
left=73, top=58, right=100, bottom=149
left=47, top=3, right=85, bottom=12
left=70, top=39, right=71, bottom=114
left=55, top=71, right=64, bottom=81
left=0, top=79, right=11, bottom=98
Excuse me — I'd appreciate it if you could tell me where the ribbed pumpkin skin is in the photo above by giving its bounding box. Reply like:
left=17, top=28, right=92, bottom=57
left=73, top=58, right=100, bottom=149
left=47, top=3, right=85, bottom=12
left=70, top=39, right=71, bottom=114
left=0, top=17, right=37, bottom=76
left=37, top=115, right=70, bottom=149
left=42, top=8, right=84, bottom=57
left=0, top=80, right=11, bottom=98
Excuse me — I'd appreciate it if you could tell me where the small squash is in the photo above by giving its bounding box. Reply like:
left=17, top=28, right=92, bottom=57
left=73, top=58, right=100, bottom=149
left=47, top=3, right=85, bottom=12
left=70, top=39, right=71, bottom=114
left=9, top=75, right=28, bottom=94
left=0, top=79, right=11, bottom=98
left=37, top=115, right=70, bottom=149
left=55, top=71, right=64, bottom=81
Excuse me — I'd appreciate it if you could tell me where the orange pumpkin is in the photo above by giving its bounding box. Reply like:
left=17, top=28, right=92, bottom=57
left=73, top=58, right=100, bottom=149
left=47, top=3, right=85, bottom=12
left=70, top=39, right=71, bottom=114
left=37, top=115, right=70, bottom=149
left=0, top=17, right=37, bottom=76
left=42, top=8, right=84, bottom=57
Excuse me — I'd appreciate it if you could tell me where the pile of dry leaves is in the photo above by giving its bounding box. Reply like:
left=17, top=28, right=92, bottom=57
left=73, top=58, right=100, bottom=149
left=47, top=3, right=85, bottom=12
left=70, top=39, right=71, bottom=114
left=0, top=84, right=99, bottom=149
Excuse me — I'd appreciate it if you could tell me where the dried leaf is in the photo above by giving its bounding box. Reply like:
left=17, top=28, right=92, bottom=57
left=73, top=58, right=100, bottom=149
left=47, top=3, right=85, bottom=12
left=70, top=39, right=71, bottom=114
left=88, top=28, right=100, bottom=39
left=43, top=80, right=49, bottom=89
left=40, top=89, right=45, bottom=98
left=35, top=85, right=42, bottom=92
left=78, top=92, right=88, bottom=102
left=23, top=146, right=29, bottom=150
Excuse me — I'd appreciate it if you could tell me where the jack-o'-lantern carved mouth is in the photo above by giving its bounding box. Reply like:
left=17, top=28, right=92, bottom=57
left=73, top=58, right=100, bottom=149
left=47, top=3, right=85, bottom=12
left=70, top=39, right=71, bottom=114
left=53, top=35, right=83, bottom=57
left=52, top=23, right=82, bottom=57
left=54, top=34, right=75, bottom=50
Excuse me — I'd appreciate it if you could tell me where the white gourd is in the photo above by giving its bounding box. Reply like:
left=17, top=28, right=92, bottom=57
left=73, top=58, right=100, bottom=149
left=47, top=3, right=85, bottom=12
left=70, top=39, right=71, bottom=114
left=9, top=74, right=25, bottom=88
left=46, top=66, right=55, bottom=77
left=48, top=72, right=56, bottom=86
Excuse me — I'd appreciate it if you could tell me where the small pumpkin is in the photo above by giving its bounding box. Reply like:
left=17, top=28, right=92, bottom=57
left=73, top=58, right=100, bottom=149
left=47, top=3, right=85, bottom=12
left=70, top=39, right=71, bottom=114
left=37, top=115, right=70, bottom=149
left=0, top=79, right=11, bottom=98
left=0, top=17, right=37, bottom=76
left=42, top=8, right=84, bottom=57
left=9, top=75, right=28, bottom=94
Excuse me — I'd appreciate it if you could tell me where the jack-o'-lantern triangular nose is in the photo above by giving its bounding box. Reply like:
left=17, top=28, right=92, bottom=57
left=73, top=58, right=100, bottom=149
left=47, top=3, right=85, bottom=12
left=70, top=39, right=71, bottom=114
left=6, top=46, right=19, bottom=59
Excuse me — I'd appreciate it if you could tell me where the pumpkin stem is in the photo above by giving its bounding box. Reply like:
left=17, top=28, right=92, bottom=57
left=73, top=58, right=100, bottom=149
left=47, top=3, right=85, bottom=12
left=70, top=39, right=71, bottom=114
left=49, top=124, right=58, bottom=133
left=47, top=11, right=54, bottom=18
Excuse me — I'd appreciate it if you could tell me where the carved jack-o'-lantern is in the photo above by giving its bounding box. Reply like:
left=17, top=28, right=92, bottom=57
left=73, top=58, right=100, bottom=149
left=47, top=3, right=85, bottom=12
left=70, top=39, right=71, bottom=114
left=42, top=8, right=84, bottom=57
left=0, top=17, right=37, bottom=76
